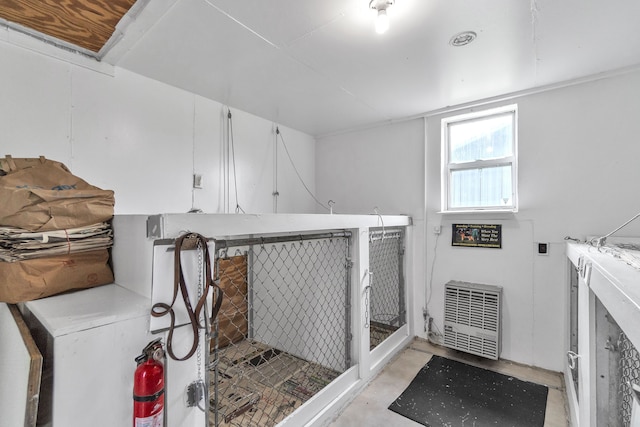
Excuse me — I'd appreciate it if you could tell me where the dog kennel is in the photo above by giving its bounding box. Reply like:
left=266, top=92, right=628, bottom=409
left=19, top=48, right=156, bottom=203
left=111, top=213, right=413, bottom=427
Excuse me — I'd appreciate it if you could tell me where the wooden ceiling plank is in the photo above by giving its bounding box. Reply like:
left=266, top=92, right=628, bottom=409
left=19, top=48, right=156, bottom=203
left=0, top=0, right=137, bottom=52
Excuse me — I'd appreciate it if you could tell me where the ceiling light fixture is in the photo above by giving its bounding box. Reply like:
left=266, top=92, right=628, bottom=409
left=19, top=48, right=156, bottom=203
left=369, top=0, right=394, bottom=34
left=449, top=31, right=477, bottom=47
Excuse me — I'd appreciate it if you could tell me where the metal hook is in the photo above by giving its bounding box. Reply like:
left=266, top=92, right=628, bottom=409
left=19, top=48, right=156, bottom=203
left=373, top=206, right=385, bottom=238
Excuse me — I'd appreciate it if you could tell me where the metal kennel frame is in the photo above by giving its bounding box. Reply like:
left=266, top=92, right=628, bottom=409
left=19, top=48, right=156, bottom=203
left=209, top=231, right=352, bottom=427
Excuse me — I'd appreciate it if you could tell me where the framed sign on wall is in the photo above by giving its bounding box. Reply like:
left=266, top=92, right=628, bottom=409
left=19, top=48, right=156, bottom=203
left=452, top=224, right=502, bottom=249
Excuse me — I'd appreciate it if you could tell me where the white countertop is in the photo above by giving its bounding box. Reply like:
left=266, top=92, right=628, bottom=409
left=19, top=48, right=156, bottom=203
left=24, top=283, right=150, bottom=337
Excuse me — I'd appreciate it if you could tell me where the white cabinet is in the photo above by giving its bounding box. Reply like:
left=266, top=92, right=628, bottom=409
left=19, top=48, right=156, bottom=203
left=22, top=284, right=153, bottom=427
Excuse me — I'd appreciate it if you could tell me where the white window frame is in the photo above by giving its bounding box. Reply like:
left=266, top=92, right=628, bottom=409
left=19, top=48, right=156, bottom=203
left=441, top=104, right=518, bottom=213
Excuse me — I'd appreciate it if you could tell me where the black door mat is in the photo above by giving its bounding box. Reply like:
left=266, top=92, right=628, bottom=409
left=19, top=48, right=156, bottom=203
left=388, top=355, right=548, bottom=427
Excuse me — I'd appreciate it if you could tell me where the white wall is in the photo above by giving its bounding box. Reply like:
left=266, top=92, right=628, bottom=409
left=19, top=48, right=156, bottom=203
left=317, top=69, right=640, bottom=372
left=0, top=40, right=316, bottom=215
left=315, top=119, right=426, bottom=217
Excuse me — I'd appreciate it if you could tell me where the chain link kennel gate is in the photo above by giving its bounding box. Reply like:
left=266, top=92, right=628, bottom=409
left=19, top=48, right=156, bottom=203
left=619, top=333, right=640, bottom=427
left=594, top=297, right=640, bottom=427
left=368, top=228, right=406, bottom=350
left=209, top=231, right=352, bottom=427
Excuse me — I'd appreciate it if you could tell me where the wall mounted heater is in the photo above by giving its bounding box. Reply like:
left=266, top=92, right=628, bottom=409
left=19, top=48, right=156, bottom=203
left=443, top=281, right=502, bottom=360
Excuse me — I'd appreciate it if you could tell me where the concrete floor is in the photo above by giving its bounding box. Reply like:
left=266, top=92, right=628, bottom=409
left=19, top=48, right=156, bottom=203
left=329, top=339, right=569, bottom=427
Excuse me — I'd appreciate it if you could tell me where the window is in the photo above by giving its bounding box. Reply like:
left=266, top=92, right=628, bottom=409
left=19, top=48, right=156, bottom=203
left=441, top=104, right=518, bottom=212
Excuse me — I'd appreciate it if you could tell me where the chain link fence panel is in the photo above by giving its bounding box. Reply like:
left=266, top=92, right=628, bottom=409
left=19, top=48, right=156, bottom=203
left=210, top=232, right=352, bottom=427
left=368, top=228, right=405, bottom=350
left=619, top=333, right=640, bottom=427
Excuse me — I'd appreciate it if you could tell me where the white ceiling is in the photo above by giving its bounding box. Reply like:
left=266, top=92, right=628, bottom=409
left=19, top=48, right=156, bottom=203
left=103, top=0, right=640, bottom=137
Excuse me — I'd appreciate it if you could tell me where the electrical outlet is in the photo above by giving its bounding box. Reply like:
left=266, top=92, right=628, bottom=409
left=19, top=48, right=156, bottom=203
left=193, top=174, right=203, bottom=189
left=433, top=226, right=441, bottom=235
left=537, top=242, right=549, bottom=255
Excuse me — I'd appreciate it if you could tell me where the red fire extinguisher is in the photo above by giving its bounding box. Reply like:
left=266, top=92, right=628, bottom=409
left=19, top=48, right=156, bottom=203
left=133, top=339, right=165, bottom=427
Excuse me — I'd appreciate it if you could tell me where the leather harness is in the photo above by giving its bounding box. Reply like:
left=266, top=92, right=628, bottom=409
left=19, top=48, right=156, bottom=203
left=151, top=232, right=223, bottom=361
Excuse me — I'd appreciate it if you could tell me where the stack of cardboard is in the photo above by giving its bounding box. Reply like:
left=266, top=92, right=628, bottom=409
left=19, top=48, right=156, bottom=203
left=0, top=156, right=115, bottom=303
left=0, top=223, right=112, bottom=262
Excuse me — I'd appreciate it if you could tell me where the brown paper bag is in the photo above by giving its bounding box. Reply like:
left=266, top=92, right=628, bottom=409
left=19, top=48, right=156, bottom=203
left=0, top=249, right=113, bottom=303
left=0, top=155, right=114, bottom=232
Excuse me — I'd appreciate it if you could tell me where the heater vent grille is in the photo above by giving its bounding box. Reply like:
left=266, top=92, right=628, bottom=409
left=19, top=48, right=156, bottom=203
left=443, top=281, right=502, bottom=360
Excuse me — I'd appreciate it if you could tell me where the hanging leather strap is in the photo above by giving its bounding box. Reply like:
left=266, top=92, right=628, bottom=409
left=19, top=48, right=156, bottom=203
left=151, top=232, right=223, bottom=361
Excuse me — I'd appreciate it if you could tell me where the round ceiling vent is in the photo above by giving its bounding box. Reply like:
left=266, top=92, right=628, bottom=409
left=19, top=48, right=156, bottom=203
left=449, top=31, right=477, bottom=47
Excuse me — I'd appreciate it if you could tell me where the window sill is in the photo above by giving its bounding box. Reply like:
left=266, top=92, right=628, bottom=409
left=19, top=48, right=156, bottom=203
left=437, top=208, right=518, bottom=215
